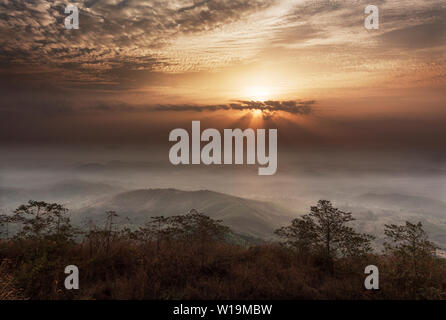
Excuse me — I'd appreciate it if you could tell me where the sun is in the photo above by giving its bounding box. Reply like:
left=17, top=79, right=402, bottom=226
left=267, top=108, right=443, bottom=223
left=252, top=109, right=263, bottom=117
left=243, top=86, right=271, bottom=101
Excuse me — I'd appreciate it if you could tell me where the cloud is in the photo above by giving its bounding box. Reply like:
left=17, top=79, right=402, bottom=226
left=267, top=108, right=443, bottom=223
left=0, top=93, right=314, bottom=126
left=0, top=0, right=276, bottom=80
left=0, top=0, right=444, bottom=92
left=379, top=20, right=446, bottom=49
left=83, top=99, right=315, bottom=118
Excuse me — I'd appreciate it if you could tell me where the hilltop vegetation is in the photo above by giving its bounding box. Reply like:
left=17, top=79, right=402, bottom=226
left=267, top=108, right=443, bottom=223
left=4, top=185, right=446, bottom=248
left=0, top=200, right=445, bottom=300
left=73, top=188, right=294, bottom=239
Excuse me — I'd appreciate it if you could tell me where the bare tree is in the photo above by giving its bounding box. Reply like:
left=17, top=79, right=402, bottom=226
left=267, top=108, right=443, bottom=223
left=105, top=211, right=118, bottom=254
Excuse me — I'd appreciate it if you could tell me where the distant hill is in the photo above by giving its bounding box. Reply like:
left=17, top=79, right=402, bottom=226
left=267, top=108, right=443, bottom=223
left=74, top=188, right=295, bottom=239
left=5, top=183, right=446, bottom=247
left=0, top=180, right=123, bottom=210
left=0, top=187, right=31, bottom=208
left=358, top=193, right=446, bottom=218
left=46, top=180, right=122, bottom=199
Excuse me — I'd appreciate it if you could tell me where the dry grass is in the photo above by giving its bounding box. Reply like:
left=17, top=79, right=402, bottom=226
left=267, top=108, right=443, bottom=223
left=1, top=238, right=445, bottom=300
left=0, top=259, right=26, bottom=300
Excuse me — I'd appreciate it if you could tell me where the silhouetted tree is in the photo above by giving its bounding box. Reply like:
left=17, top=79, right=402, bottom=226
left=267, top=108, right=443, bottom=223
left=104, top=211, right=118, bottom=254
left=13, top=201, right=75, bottom=241
left=136, top=216, right=179, bottom=251
left=173, top=209, right=230, bottom=243
left=384, top=221, right=437, bottom=257
left=384, top=221, right=441, bottom=299
left=0, top=213, right=14, bottom=239
left=274, top=215, right=317, bottom=252
left=136, top=210, right=230, bottom=246
left=275, top=200, right=374, bottom=272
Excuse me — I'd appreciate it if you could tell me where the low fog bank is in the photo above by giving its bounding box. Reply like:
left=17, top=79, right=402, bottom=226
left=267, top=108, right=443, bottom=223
left=1, top=145, right=445, bottom=203
left=1, top=146, right=445, bottom=246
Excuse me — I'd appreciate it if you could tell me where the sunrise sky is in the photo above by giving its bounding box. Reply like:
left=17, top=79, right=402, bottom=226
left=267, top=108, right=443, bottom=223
left=0, top=0, right=445, bottom=149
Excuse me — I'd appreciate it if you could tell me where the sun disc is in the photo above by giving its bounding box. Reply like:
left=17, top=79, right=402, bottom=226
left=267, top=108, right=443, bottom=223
left=244, top=86, right=271, bottom=101
left=252, top=109, right=263, bottom=117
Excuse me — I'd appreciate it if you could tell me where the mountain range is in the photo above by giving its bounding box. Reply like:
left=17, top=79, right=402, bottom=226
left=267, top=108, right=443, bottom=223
left=74, top=188, right=295, bottom=239
left=1, top=180, right=446, bottom=247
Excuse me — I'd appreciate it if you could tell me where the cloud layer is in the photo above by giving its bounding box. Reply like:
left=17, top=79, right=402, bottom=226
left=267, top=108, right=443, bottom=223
left=0, top=0, right=276, bottom=78
left=0, top=0, right=444, bottom=151
left=1, top=0, right=444, bottom=85
left=84, top=99, right=314, bottom=117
